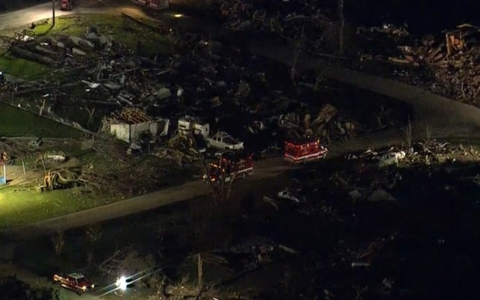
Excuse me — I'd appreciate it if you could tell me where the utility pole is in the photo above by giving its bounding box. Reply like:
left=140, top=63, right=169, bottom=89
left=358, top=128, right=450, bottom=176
left=52, top=0, right=56, bottom=27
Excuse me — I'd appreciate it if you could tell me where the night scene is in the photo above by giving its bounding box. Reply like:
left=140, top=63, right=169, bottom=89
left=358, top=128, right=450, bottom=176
left=0, top=0, right=480, bottom=299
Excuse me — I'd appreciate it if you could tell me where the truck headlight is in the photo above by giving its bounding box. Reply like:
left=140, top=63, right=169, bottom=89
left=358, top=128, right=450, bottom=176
left=116, top=276, right=127, bottom=291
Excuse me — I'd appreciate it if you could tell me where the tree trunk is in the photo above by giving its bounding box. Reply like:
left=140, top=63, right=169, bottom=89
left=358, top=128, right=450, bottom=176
left=338, top=0, right=345, bottom=55
left=197, top=253, right=203, bottom=290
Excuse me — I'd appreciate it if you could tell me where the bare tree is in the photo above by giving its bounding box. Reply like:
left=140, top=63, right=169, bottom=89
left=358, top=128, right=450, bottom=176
left=187, top=128, right=236, bottom=206
left=314, top=67, right=331, bottom=91
left=85, top=224, right=102, bottom=243
left=99, top=247, right=157, bottom=283
left=85, top=107, right=95, bottom=126
left=51, top=230, right=65, bottom=257
left=403, top=116, right=413, bottom=149
left=39, top=98, right=47, bottom=116
left=338, top=0, right=345, bottom=55
left=425, top=126, right=431, bottom=142
left=291, top=26, right=305, bottom=83
left=197, top=253, right=203, bottom=290
left=85, top=224, right=102, bottom=265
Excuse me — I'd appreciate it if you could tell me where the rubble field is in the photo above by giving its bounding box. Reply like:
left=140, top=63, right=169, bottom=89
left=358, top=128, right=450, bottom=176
left=9, top=139, right=480, bottom=299
left=0, top=6, right=420, bottom=231
left=199, top=0, right=480, bottom=107
left=0, top=135, right=197, bottom=229
left=0, top=11, right=411, bottom=164
left=3, top=2, right=480, bottom=299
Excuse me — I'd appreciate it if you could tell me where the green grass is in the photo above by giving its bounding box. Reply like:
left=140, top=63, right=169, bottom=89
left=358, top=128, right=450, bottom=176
left=0, top=185, right=102, bottom=229
left=0, top=13, right=170, bottom=79
left=0, top=52, right=50, bottom=79
left=0, top=103, right=83, bottom=138
left=33, top=14, right=171, bottom=55
left=0, top=147, right=193, bottom=229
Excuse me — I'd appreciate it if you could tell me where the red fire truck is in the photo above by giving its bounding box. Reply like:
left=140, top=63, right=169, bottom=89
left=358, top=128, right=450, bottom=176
left=203, top=152, right=254, bottom=183
left=60, top=0, right=75, bottom=11
left=284, top=137, right=328, bottom=163
left=130, top=0, right=169, bottom=10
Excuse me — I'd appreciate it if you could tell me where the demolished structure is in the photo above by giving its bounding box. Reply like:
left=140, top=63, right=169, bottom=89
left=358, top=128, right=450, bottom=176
left=102, top=108, right=169, bottom=143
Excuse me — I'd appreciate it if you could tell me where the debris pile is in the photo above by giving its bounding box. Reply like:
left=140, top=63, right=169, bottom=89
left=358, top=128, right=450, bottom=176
left=277, top=103, right=363, bottom=143
left=220, top=0, right=337, bottom=53
left=256, top=140, right=480, bottom=299
left=0, top=14, right=405, bottom=162
left=220, top=4, right=480, bottom=106
left=212, top=236, right=297, bottom=270
left=356, top=23, right=480, bottom=104
left=272, top=140, right=480, bottom=217
left=219, top=2, right=480, bottom=105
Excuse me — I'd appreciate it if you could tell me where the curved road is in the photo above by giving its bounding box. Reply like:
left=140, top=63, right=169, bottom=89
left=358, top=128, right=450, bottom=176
left=1, top=158, right=300, bottom=239
left=2, top=0, right=480, bottom=240
left=0, top=0, right=152, bottom=31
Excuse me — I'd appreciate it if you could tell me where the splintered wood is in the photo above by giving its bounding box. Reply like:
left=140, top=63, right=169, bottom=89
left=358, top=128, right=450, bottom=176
left=106, top=107, right=152, bottom=124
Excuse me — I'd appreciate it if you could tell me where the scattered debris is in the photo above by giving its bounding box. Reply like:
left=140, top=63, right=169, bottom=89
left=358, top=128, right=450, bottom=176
left=356, top=23, right=480, bottom=104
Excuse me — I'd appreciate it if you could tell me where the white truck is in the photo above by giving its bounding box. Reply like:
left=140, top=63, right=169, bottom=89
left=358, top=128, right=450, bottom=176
left=177, top=116, right=243, bottom=150
left=206, top=132, right=244, bottom=150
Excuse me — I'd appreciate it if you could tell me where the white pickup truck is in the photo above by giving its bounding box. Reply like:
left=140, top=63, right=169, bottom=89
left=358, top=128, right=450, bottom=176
left=206, top=132, right=243, bottom=150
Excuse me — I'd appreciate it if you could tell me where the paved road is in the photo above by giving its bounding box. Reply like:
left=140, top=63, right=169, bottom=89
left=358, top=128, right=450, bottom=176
left=0, top=0, right=149, bottom=31
left=0, top=157, right=299, bottom=239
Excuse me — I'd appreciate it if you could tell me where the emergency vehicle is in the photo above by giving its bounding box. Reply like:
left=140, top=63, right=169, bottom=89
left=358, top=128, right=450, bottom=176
left=130, top=0, right=169, bottom=10
left=60, top=0, right=75, bottom=11
left=284, top=137, right=328, bottom=163
left=53, top=272, right=94, bottom=295
left=203, top=152, right=254, bottom=183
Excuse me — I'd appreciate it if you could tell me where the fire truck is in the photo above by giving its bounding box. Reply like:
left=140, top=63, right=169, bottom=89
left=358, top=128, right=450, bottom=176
left=284, top=137, right=328, bottom=163
left=129, top=0, right=169, bottom=10
left=60, top=0, right=75, bottom=11
left=203, top=152, right=254, bottom=183
left=53, top=272, right=94, bottom=295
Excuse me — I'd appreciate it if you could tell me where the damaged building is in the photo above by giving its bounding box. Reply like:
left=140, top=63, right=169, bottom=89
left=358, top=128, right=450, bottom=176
left=102, top=108, right=169, bottom=143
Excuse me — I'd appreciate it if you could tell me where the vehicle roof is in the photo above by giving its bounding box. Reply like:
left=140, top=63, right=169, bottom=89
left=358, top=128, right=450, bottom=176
left=221, top=150, right=251, bottom=161
left=213, top=131, right=232, bottom=137
left=68, top=273, right=86, bottom=279
left=285, top=137, right=319, bottom=145
left=179, top=116, right=207, bottom=125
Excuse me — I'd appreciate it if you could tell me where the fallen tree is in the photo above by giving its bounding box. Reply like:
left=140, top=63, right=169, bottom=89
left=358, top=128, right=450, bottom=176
left=11, top=46, right=57, bottom=65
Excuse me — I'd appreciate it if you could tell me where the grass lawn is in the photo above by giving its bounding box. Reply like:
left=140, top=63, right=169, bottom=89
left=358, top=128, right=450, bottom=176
left=0, top=13, right=170, bottom=79
left=33, top=14, right=171, bottom=55
left=0, top=103, right=83, bottom=138
left=0, top=147, right=193, bottom=229
left=0, top=51, right=50, bottom=79
left=0, top=185, right=103, bottom=229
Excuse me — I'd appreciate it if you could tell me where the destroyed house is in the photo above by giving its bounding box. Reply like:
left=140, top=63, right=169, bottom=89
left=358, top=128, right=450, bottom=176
left=445, top=24, right=480, bottom=56
left=103, top=108, right=169, bottom=143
